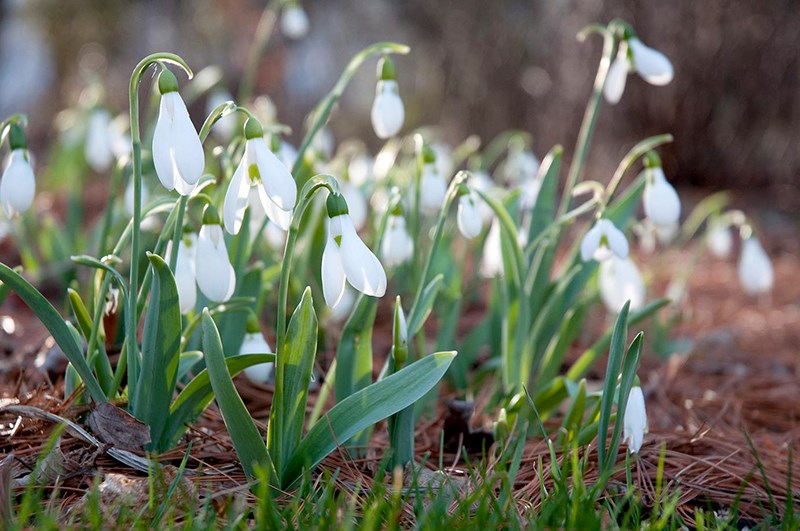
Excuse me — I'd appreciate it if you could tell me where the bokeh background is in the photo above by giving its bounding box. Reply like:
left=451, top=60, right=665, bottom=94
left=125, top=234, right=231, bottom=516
left=2, top=0, right=798, bottom=207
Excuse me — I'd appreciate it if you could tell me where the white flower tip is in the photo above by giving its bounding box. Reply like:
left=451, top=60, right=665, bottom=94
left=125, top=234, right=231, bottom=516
left=282, top=5, right=309, bottom=39
left=371, top=80, right=405, bottom=139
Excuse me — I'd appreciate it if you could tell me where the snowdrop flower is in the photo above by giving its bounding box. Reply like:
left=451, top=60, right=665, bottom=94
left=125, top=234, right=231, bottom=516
left=195, top=206, right=236, bottom=303
left=419, top=160, right=448, bottom=214
left=166, top=232, right=198, bottom=314
left=457, top=189, right=482, bottom=239
left=329, top=286, right=357, bottom=323
left=348, top=154, right=374, bottom=187
left=382, top=210, right=414, bottom=268
left=469, top=170, right=495, bottom=223
left=371, top=56, right=404, bottom=139
left=738, top=236, right=773, bottom=295
left=109, top=117, right=132, bottom=161
left=599, top=256, right=645, bottom=313
left=85, top=108, right=114, bottom=172
left=504, top=148, right=540, bottom=186
left=642, top=153, right=680, bottom=228
left=623, top=385, right=647, bottom=453
left=628, top=37, right=674, bottom=86
left=604, top=40, right=629, bottom=104
left=0, top=124, right=35, bottom=218
left=707, top=222, right=733, bottom=258
left=341, top=182, right=367, bottom=231
left=321, top=192, right=386, bottom=308
left=580, top=218, right=629, bottom=262
left=481, top=219, right=504, bottom=278
left=241, top=314, right=273, bottom=384
left=281, top=2, right=309, bottom=40
left=207, top=89, right=236, bottom=142
left=224, top=117, right=297, bottom=234
left=432, top=143, right=453, bottom=181
left=152, top=69, right=204, bottom=195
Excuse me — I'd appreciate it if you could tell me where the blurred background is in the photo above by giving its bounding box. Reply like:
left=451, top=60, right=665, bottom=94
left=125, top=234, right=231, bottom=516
left=1, top=0, right=798, bottom=206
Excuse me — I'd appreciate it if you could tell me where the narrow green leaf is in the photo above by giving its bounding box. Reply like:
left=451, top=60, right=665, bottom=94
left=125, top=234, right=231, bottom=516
left=177, top=351, right=203, bottom=380
left=604, top=332, right=643, bottom=474
left=219, top=265, right=263, bottom=358
left=0, top=263, right=106, bottom=403
left=282, top=351, right=456, bottom=488
left=133, top=253, right=182, bottom=451
left=597, top=301, right=630, bottom=471
left=406, top=274, right=443, bottom=338
left=201, top=310, right=273, bottom=480
left=335, top=294, right=378, bottom=402
left=527, top=146, right=562, bottom=240
left=67, top=289, right=94, bottom=341
left=67, top=288, right=114, bottom=395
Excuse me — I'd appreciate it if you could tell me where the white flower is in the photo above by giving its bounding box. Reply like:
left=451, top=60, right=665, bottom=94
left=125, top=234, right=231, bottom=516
left=707, top=223, right=732, bottom=258
left=124, top=177, right=150, bottom=218
left=518, top=176, right=543, bottom=212
left=599, top=256, right=645, bottom=313
left=623, top=386, right=647, bottom=453
left=348, top=154, right=374, bottom=187
left=281, top=3, right=309, bottom=40
left=329, top=286, right=357, bottom=323
left=504, top=149, right=540, bottom=186
left=0, top=149, right=35, bottom=218
left=419, top=162, right=448, bottom=214
left=109, top=117, right=132, bottom=161
left=432, top=143, right=453, bottom=181
left=469, top=170, right=495, bottom=223
left=195, top=223, right=236, bottom=302
left=371, top=80, right=404, bottom=139
left=642, top=166, right=681, bottom=228
left=223, top=127, right=297, bottom=235
left=457, top=191, right=483, bottom=239
left=341, top=182, right=367, bottom=231
left=275, top=140, right=297, bottom=171
left=207, top=89, right=236, bottom=141
left=604, top=41, right=629, bottom=104
left=628, top=37, right=674, bottom=86
left=381, top=213, right=414, bottom=268
left=152, top=89, right=205, bottom=195
left=240, top=332, right=274, bottom=384
left=85, top=109, right=114, bottom=172
left=580, top=219, right=629, bottom=262
left=321, top=213, right=387, bottom=308
left=166, top=233, right=198, bottom=314
left=738, top=237, right=773, bottom=295
left=481, top=219, right=504, bottom=278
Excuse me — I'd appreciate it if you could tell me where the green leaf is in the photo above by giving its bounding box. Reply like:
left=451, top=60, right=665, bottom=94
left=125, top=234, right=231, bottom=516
left=597, top=301, right=630, bottom=471
left=201, top=310, right=273, bottom=480
left=177, top=351, right=203, bottom=380
left=68, top=288, right=114, bottom=396
left=0, top=263, right=106, bottom=403
left=406, top=274, right=444, bottom=340
left=527, top=146, right=562, bottom=241
left=219, top=265, right=263, bottom=358
left=162, top=353, right=274, bottom=448
left=133, top=253, right=183, bottom=451
left=282, top=351, right=456, bottom=488
left=335, top=294, right=377, bottom=403
left=604, top=333, right=643, bottom=474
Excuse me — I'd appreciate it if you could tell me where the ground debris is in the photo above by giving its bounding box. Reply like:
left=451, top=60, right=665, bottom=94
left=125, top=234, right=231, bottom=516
left=87, top=402, right=151, bottom=451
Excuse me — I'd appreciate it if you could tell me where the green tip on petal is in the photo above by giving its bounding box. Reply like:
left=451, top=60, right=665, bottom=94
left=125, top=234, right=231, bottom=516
left=244, top=117, right=264, bottom=140
left=377, top=55, right=397, bottom=81
left=325, top=192, right=349, bottom=218
left=157, top=69, right=180, bottom=94
left=8, top=123, right=27, bottom=151
left=644, top=151, right=662, bottom=169
left=202, top=203, right=221, bottom=225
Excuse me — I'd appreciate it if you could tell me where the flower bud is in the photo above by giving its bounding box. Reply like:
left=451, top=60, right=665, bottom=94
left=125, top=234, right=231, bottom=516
left=281, top=2, right=309, bottom=40
left=738, top=237, right=773, bottom=295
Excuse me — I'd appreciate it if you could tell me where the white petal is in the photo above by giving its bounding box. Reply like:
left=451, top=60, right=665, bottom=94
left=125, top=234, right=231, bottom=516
left=240, top=332, right=274, bottom=383
left=420, top=164, right=448, bottom=214
left=707, top=223, right=732, bottom=258
left=457, top=194, right=483, bottom=239
left=255, top=184, right=292, bottom=231
left=623, top=386, right=647, bottom=453
left=169, top=236, right=198, bottom=314
left=604, top=221, right=630, bottom=259
left=0, top=149, right=35, bottom=217
left=195, top=225, right=236, bottom=302
left=643, top=168, right=681, bottom=228
left=85, top=109, right=114, bottom=172
left=738, top=238, right=773, bottom=295
left=599, top=256, right=645, bottom=313
left=281, top=4, right=309, bottom=39
left=580, top=222, right=603, bottom=262
left=371, top=80, right=405, bottom=139
left=321, top=232, right=347, bottom=308
left=348, top=155, right=373, bottom=187
left=432, top=143, right=453, bottom=180
left=276, top=141, right=297, bottom=170
left=152, top=97, right=177, bottom=191
left=629, top=38, right=674, bottom=86
left=381, top=215, right=413, bottom=268
left=338, top=215, right=387, bottom=297
left=252, top=138, right=297, bottom=211
left=604, top=51, right=629, bottom=104
left=165, top=92, right=205, bottom=187
left=328, top=286, right=357, bottom=323
left=223, top=159, right=249, bottom=235
left=480, top=219, right=504, bottom=277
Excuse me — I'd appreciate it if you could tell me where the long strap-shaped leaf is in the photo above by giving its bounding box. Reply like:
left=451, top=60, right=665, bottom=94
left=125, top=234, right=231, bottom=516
left=281, top=351, right=456, bottom=488
left=0, top=263, right=106, bottom=403
left=132, top=254, right=182, bottom=450
left=597, top=301, right=630, bottom=471
left=201, top=310, right=274, bottom=480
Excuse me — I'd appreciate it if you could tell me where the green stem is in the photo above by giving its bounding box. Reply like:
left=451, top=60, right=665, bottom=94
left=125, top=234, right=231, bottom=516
left=558, top=26, right=616, bottom=218
left=601, top=134, right=673, bottom=210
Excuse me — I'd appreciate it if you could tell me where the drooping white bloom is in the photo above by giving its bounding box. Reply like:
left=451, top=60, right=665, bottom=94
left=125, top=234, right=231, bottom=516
left=580, top=218, right=629, bottom=262
left=481, top=219, right=504, bottom=278
left=518, top=176, right=543, bottom=212
left=371, top=79, right=404, bottom=139
left=457, top=191, right=483, bottom=239
left=599, top=256, right=645, bottom=313
left=281, top=3, right=309, bottom=40
left=604, top=40, right=629, bottom=104
left=240, top=331, right=273, bottom=384
left=348, top=154, right=374, bottom=187
left=223, top=123, right=297, bottom=235
left=321, top=212, right=387, bottom=308
left=707, top=223, right=733, bottom=258
left=85, top=108, right=114, bottom=172
left=642, top=166, right=681, bottom=228
left=341, top=182, right=367, bottom=231
left=381, top=213, right=414, bottom=268
left=195, top=223, right=236, bottom=302
left=738, top=237, right=773, bottom=295
left=206, top=89, right=236, bottom=141
left=328, top=286, right=357, bottom=323
left=109, top=117, right=132, bottom=161
left=504, top=149, right=540, bottom=186
left=166, top=233, right=198, bottom=314
left=628, top=37, right=674, bottom=86
left=0, top=149, right=35, bottom=218
left=419, top=162, right=448, bottom=214
left=275, top=140, right=297, bottom=171
left=152, top=86, right=205, bottom=195
left=623, top=386, right=647, bottom=453
left=469, top=170, right=495, bottom=223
